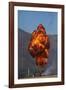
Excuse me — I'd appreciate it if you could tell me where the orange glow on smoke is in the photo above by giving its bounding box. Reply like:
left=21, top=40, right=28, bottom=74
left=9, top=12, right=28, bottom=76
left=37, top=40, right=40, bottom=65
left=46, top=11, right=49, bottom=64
left=28, top=24, right=50, bottom=66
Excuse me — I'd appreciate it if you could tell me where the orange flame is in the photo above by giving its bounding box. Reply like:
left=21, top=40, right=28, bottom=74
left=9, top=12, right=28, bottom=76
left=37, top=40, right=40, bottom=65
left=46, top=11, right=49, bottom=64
left=28, top=24, right=50, bottom=66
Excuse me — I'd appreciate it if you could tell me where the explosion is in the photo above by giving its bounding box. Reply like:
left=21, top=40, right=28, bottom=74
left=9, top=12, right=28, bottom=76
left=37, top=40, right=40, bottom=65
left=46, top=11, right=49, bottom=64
left=28, top=24, right=50, bottom=67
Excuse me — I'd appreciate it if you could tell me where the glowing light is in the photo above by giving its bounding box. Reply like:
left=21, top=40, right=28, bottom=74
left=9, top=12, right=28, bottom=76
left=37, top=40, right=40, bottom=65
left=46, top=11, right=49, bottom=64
left=28, top=24, right=50, bottom=67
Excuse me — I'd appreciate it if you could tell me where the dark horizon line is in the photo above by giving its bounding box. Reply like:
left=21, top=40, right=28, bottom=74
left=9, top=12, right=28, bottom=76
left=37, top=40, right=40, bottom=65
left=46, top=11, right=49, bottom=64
left=18, top=28, right=57, bottom=35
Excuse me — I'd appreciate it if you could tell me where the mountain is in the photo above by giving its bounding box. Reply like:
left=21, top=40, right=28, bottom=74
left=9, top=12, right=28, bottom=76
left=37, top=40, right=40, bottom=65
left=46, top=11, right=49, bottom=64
left=18, top=29, right=57, bottom=79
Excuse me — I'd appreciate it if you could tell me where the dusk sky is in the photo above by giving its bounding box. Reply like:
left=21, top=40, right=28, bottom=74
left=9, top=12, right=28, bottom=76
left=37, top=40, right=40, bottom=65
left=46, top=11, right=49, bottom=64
left=18, top=10, right=57, bottom=35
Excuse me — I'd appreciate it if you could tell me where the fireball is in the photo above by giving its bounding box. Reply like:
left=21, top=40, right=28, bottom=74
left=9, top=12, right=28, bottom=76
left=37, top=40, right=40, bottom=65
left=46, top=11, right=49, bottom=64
left=28, top=24, right=50, bottom=67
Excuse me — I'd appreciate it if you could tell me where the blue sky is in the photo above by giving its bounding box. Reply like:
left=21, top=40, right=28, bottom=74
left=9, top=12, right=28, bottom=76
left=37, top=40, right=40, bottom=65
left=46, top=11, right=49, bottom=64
left=18, top=10, right=57, bottom=35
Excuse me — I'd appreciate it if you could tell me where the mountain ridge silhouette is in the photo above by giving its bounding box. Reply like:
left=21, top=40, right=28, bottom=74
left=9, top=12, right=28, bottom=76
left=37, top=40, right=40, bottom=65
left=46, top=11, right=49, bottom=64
left=18, top=28, right=57, bottom=78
